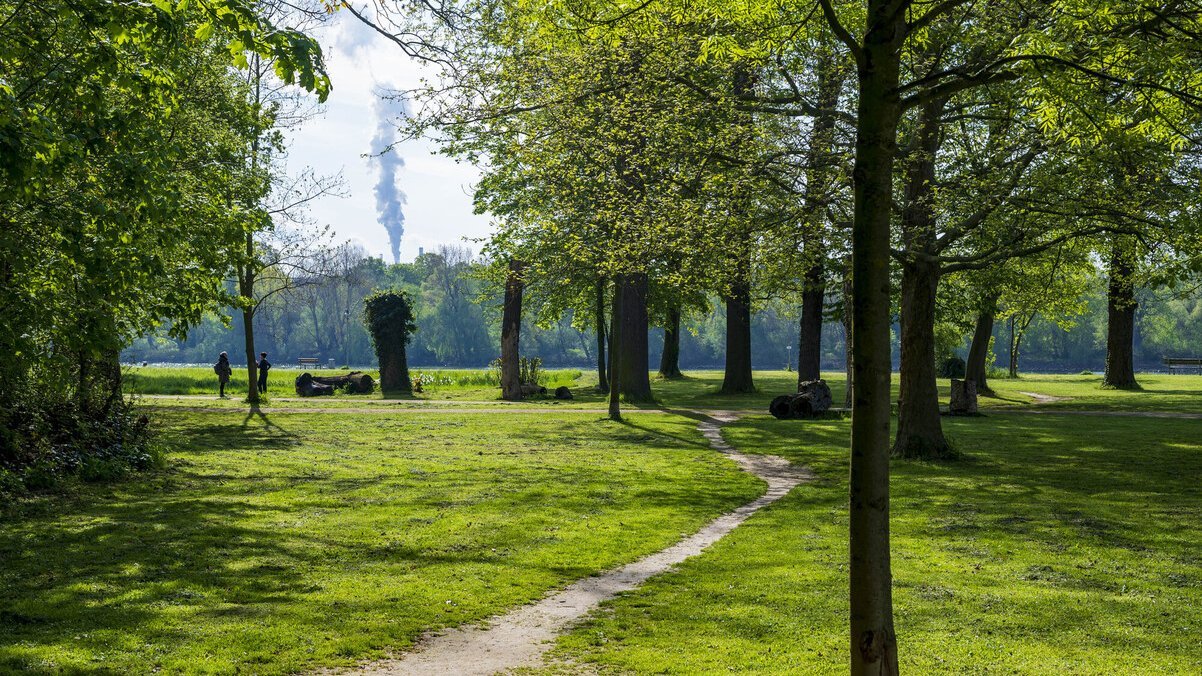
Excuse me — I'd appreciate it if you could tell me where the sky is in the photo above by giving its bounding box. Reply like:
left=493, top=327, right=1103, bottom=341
left=284, top=10, right=492, bottom=263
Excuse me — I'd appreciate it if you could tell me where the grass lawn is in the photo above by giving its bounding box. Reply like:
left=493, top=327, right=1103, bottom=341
left=127, top=366, right=1202, bottom=415
left=986, top=372, right=1202, bottom=412
left=10, top=366, right=1200, bottom=673
left=123, top=365, right=583, bottom=400
left=551, top=412, right=1202, bottom=674
left=0, top=410, right=762, bottom=674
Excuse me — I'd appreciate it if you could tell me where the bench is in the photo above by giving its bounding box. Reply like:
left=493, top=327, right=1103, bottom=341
left=1163, top=357, right=1202, bottom=373
left=297, top=357, right=321, bottom=369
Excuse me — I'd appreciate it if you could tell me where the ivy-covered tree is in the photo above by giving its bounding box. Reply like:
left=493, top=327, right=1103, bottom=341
left=363, top=290, right=416, bottom=394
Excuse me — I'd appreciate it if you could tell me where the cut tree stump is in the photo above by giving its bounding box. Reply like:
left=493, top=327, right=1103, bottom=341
left=949, top=378, right=978, bottom=415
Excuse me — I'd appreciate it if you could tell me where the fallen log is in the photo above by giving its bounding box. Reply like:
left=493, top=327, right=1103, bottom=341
left=310, top=371, right=375, bottom=394
left=295, top=372, right=335, bottom=397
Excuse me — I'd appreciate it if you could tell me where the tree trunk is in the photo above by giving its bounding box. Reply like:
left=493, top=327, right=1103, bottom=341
left=97, top=349, right=123, bottom=416
left=1103, top=245, right=1139, bottom=389
left=720, top=278, right=755, bottom=394
left=892, top=96, right=950, bottom=460
left=617, top=272, right=653, bottom=402
left=500, top=259, right=525, bottom=401
left=965, top=301, right=997, bottom=395
left=595, top=280, right=609, bottom=393
left=608, top=276, right=623, bottom=420
left=659, top=305, right=683, bottom=379
left=892, top=260, right=951, bottom=458
left=78, top=347, right=123, bottom=415
left=242, top=308, right=259, bottom=404
left=240, top=231, right=260, bottom=404
left=796, top=50, right=842, bottom=386
left=848, top=5, right=903, bottom=671
left=1008, top=316, right=1018, bottom=378
left=797, top=263, right=825, bottom=384
left=722, top=66, right=757, bottom=396
left=843, top=265, right=853, bottom=409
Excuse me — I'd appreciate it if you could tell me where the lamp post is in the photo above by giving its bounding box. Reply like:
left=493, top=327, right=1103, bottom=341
left=786, top=342, right=793, bottom=372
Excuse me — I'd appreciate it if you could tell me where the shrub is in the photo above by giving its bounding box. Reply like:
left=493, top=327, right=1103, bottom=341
left=937, top=356, right=966, bottom=379
left=519, top=357, right=544, bottom=386
left=0, top=388, right=156, bottom=500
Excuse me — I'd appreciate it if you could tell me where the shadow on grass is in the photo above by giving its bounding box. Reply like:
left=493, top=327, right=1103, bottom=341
left=241, top=403, right=295, bottom=436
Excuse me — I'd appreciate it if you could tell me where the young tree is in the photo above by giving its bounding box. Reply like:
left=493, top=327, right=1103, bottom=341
left=233, top=0, right=341, bottom=404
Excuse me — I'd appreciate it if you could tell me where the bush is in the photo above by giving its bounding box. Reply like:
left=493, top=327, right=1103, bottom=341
left=0, top=389, right=156, bottom=500
left=519, top=356, right=544, bottom=386
left=490, top=357, right=547, bottom=387
left=937, top=356, right=966, bottom=379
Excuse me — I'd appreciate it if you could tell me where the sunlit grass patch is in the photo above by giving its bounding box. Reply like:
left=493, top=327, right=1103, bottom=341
left=552, top=413, right=1202, bottom=673
left=0, top=410, right=761, bottom=674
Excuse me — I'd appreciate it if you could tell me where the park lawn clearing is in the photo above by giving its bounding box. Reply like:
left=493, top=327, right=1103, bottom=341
left=125, top=367, right=1202, bottom=415
left=985, top=372, right=1202, bottom=413
left=552, top=413, right=1202, bottom=674
left=123, top=365, right=583, bottom=401
left=0, top=410, right=763, bottom=674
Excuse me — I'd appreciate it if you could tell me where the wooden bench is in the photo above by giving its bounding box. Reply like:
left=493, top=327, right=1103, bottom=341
left=1163, top=357, right=1202, bottom=373
left=297, top=357, right=321, bottom=369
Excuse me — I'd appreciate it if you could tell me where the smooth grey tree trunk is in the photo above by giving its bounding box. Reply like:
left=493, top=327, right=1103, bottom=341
left=796, top=50, right=843, bottom=386
left=798, top=267, right=825, bottom=384
left=892, top=97, right=951, bottom=460
left=893, top=260, right=951, bottom=458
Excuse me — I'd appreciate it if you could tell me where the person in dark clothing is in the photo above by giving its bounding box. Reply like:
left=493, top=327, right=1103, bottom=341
left=257, top=352, right=271, bottom=393
left=215, top=352, right=232, bottom=398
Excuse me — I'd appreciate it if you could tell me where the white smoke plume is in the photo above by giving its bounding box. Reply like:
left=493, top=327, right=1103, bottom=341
left=370, top=94, right=409, bottom=264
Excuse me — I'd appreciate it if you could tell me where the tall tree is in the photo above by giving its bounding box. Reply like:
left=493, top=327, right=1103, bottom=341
left=1103, top=240, right=1140, bottom=389
left=500, top=259, right=526, bottom=400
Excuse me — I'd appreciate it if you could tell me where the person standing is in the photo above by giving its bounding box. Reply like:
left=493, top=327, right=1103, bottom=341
left=215, top=352, right=232, bottom=398
left=257, top=351, right=271, bottom=394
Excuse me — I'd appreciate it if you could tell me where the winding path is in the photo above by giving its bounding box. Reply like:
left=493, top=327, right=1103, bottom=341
left=334, top=412, right=812, bottom=676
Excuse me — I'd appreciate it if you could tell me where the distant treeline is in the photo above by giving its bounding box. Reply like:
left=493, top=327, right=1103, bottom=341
left=123, top=245, right=1202, bottom=373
